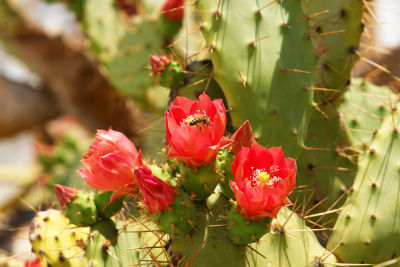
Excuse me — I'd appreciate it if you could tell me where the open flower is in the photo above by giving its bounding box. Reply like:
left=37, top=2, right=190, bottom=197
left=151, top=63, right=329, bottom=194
left=230, top=143, right=296, bottom=219
left=162, top=0, right=184, bottom=21
left=135, top=167, right=175, bottom=213
left=78, top=128, right=143, bottom=203
left=165, top=93, right=231, bottom=167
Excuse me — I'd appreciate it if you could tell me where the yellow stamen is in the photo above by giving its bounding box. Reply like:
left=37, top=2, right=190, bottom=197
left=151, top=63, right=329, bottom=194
left=258, top=172, right=270, bottom=183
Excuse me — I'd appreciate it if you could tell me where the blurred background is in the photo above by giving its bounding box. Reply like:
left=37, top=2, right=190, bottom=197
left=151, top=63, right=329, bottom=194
left=0, top=0, right=399, bottom=265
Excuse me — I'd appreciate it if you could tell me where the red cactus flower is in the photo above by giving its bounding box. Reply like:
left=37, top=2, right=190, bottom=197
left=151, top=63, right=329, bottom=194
left=165, top=93, right=231, bottom=167
left=78, top=128, right=143, bottom=203
left=150, top=55, right=171, bottom=77
left=162, top=0, right=184, bottom=21
left=230, top=143, right=296, bottom=219
left=54, top=184, right=77, bottom=208
left=230, top=120, right=256, bottom=154
left=25, top=258, right=41, bottom=267
left=135, top=166, right=175, bottom=213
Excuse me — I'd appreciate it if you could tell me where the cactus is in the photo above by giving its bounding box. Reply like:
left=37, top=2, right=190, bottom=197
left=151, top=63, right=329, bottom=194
left=301, top=0, right=364, bottom=94
left=338, top=78, right=398, bottom=148
left=29, top=209, right=89, bottom=267
left=248, top=207, right=339, bottom=266
left=197, top=0, right=318, bottom=157
left=154, top=191, right=196, bottom=234
left=169, top=192, right=247, bottom=267
left=327, top=103, right=400, bottom=264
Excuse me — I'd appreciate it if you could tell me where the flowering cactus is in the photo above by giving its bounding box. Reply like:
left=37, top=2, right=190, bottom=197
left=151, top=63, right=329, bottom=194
left=230, top=144, right=296, bottom=219
left=135, top=166, right=175, bottom=213
left=165, top=92, right=230, bottom=167
left=78, top=128, right=143, bottom=203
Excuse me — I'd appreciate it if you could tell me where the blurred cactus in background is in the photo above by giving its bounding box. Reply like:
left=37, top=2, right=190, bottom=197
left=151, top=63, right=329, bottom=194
left=2, top=0, right=400, bottom=266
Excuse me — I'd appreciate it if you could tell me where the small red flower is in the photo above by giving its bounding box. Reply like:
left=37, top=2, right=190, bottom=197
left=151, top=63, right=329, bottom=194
left=162, top=0, right=184, bottom=21
left=165, top=93, right=231, bottom=167
left=150, top=55, right=171, bottom=77
left=54, top=184, right=77, bottom=208
left=231, top=120, right=256, bottom=154
left=25, top=258, right=41, bottom=267
left=78, top=128, right=143, bottom=203
left=135, top=167, right=175, bottom=213
left=230, top=143, right=296, bottom=219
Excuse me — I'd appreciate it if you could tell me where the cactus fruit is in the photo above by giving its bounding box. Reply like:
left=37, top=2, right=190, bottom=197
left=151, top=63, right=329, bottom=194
left=29, top=209, right=89, bottom=267
left=215, top=148, right=234, bottom=198
left=198, top=0, right=317, bottom=157
left=180, top=163, right=220, bottom=200
left=248, top=207, right=339, bottom=266
left=153, top=191, right=196, bottom=234
left=227, top=202, right=271, bottom=245
left=59, top=189, right=98, bottom=226
left=170, top=192, right=247, bottom=267
left=327, top=103, right=400, bottom=264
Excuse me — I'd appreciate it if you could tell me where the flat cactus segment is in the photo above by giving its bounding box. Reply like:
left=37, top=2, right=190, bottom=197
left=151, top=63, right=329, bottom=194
left=248, top=207, right=338, bottom=267
left=296, top=103, right=356, bottom=226
left=338, top=78, right=398, bottom=148
left=198, top=0, right=317, bottom=157
left=327, top=104, right=400, bottom=264
left=84, top=0, right=163, bottom=98
left=29, top=209, right=89, bottom=267
left=86, top=219, right=164, bottom=266
left=170, top=193, right=247, bottom=267
left=301, top=0, right=363, bottom=94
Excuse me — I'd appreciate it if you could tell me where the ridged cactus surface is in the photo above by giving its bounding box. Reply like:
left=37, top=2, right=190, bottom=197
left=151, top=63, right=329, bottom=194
left=197, top=0, right=317, bottom=157
left=327, top=102, right=400, bottom=264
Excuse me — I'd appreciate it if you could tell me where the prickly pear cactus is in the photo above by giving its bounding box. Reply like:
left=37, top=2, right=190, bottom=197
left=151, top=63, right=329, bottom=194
left=301, top=0, right=364, bottom=94
left=338, top=78, right=398, bottom=148
left=29, top=209, right=89, bottom=267
left=248, top=207, right=339, bottom=266
left=197, top=0, right=318, bottom=157
left=84, top=0, right=164, bottom=99
left=327, top=102, right=400, bottom=264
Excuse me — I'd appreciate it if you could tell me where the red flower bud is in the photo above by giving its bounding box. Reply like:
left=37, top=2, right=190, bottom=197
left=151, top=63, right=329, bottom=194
left=165, top=93, right=231, bottom=167
left=135, top=167, right=175, bottom=213
left=162, top=0, right=184, bottom=21
left=230, top=143, right=296, bottom=219
left=78, top=128, right=143, bottom=203
left=150, top=55, right=171, bottom=77
left=54, top=184, right=77, bottom=208
left=231, top=120, right=256, bottom=154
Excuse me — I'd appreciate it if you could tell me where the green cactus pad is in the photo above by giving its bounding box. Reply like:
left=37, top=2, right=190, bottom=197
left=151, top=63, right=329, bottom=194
left=84, top=0, right=163, bottom=99
left=248, top=207, right=339, bottom=266
left=154, top=191, right=196, bottom=235
left=170, top=192, right=246, bottom=267
left=227, top=203, right=271, bottom=245
left=29, top=209, right=89, bottom=267
left=301, top=0, right=363, bottom=95
left=86, top=219, right=158, bottom=267
left=338, top=78, right=398, bottom=148
left=296, top=102, right=356, bottom=226
left=66, top=190, right=98, bottom=226
left=327, top=103, right=400, bottom=264
left=198, top=0, right=317, bottom=157
left=180, top=163, right=220, bottom=200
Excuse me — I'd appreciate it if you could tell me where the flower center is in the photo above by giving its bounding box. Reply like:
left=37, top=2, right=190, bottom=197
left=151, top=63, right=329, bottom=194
left=182, top=113, right=210, bottom=128
left=250, top=168, right=282, bottom=188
